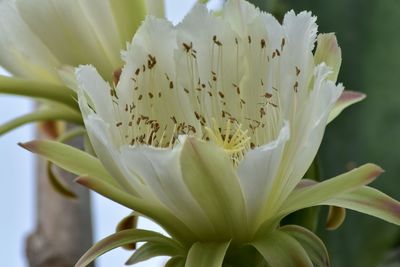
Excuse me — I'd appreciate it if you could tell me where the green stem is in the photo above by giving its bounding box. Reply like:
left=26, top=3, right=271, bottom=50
left=0, top=106, right=83, bottom=136
left=0, top=76, right=78, bottom=110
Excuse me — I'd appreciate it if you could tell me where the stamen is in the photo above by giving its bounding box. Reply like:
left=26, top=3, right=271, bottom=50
left=205, top=118, right=250, bottom=165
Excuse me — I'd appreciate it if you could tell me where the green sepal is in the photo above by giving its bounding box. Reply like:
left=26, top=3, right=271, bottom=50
left=279, top=163, right=383, bottom=217
left=323, top=186, right=400, bottom=226
left=75, top=229, right=180, bottom=267
left=125, top=240, right=185, bottom=265
left=19, top=139, right=118, bottom=187
left=185, top=241, right=231, bottom=267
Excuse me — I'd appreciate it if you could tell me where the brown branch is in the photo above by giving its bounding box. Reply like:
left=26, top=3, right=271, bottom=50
left=26, top=123, right=94, bottom=267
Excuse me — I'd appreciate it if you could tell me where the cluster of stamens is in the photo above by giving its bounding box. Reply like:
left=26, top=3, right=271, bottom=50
left=106, top=32, right=302, bottom=164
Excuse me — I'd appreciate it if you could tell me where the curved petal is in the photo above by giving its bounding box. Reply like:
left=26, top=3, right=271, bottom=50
left=237, top=121, right=289, bottom=225
left=180, top=137, right=248, bottom=240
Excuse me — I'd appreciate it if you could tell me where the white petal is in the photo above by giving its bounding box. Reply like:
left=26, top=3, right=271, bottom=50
left=76, top=65, right=114, bottom=123
left=282, top=10, right=317, bottom=55
left=278, top=11, right=318, bottom=119
left=237, top=121, right=289, bottom=226
left=273, top=64, right=344, bottom=206
left=175, top=3, right=247, bottom=128
left=0, top=1, right=61, bottom=82
left=83, top=115, right=145, bottom=197
left=119, top=140, right=216, bottom=238
left=222, top=0, right=262, bottom=36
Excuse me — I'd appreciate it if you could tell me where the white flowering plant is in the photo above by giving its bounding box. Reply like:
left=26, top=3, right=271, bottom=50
left=18, top=0, right=400, bottom=266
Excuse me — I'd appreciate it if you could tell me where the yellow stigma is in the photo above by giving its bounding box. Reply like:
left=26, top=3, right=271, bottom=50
left=205, top=118, right=251, bottom=164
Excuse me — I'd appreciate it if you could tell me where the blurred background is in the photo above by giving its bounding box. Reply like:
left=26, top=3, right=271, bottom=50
left=249, top=0, right=400, bottom=266
left=1, top=0, right=400, bottom=266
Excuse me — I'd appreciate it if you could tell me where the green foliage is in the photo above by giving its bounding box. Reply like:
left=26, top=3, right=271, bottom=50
left=248, top=0, right=400, bottom=266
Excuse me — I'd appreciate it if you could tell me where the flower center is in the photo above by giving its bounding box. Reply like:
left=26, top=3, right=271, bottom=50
left=205, top=118, right=251, bottom=164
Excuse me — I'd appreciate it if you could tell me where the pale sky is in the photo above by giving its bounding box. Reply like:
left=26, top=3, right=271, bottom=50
left=0, top=0, right=223, bottom=266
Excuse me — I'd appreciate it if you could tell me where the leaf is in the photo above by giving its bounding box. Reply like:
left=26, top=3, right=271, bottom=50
left=322, top=186, right=400, bottom=226
left=328, top=90, right=366, bottom=123
left=279, top=163, right=383, bottom=216
left=185, top=241, right=230, bottom=267
left=0, top=106, right=82, bottom=136
left=325, top=206, right=346, bottom=230
left=281, top=225, right=330, bottom=267
left=125, top=241, right=184, bottom=265
left=75, top=229, right=178, bottom=267
left=0, top=75, right=78, bottom=109
left=252, top=230, right=313, bottom=267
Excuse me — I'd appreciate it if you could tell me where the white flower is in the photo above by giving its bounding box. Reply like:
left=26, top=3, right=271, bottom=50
left=0, top=0, right=150, bottom=83
left=22, top=0, right=400, bottom=265
left=78, top=0, right=345, bottom=234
